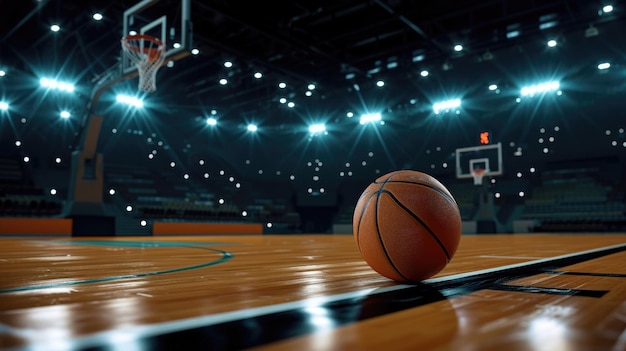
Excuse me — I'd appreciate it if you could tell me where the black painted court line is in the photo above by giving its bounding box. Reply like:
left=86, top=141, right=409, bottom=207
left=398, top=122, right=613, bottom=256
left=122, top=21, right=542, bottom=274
left=544, top=270, right=626, bottom=278
left=14, top=242, right=626, bottom=351
left=488, top=284, right=608, bottom=298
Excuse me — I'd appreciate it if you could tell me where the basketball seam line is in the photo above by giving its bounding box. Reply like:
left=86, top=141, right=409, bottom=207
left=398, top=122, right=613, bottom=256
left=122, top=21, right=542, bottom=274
left=354, top=190, right=379, bottom=254
left=376, top=175, right=411, bottom=282
left=373, top=179, right=458, bottom=207
left=380, top=189, right=452, bottom=262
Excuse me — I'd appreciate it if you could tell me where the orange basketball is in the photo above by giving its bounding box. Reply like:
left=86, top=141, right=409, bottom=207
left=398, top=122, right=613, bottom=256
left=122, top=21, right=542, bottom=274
left=353, top=170, right=462, bottom=283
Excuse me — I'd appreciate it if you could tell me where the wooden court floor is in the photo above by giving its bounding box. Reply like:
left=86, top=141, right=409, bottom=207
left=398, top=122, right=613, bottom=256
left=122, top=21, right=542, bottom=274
left=1, top=233, right=625, bottom=350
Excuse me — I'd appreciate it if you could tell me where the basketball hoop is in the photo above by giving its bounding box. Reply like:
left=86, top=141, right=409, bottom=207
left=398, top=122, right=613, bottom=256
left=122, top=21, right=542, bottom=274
left=121, top=34, right=166, bottom=92
left=471, top=168, right=486, bottom=185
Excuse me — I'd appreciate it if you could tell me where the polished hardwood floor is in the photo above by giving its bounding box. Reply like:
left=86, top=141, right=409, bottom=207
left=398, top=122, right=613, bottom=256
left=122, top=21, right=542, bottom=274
left=1, top=233, right=625, bottom=350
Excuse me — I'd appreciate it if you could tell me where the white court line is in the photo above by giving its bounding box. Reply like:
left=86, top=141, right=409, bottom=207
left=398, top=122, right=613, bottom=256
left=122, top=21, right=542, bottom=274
left=8, top=242, right=626, bottom=351
left=479, top=255, right=544, bottom=260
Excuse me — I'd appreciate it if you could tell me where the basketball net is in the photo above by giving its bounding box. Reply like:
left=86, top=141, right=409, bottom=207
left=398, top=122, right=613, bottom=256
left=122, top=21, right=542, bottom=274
left=471, top=168, right=486, bottom=185
left=121, top=34, right=166, bottom=93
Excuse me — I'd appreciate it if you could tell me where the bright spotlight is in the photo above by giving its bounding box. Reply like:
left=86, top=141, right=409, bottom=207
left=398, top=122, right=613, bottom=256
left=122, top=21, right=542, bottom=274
left=206, top=117, right=217, bottom=125
left=308, top=123, right=326, bottom=134
left=247, top=124, right=258, bottom=132
left=598, top=62, right=611, bottom=70
left=116, top=94, right=144, bottom=108
left=520, top=81, right=560, bottom=97
left=359, top=113, right=382, bottom=125
left=40, top=78, right=75, bottom=92
left=433, top=99, right=461, bottom=114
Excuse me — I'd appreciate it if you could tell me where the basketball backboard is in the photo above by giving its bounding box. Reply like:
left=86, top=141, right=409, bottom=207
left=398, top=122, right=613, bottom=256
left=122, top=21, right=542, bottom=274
left=121, top=0, right=192, bottom=75
left=455, top=142, right=503, bottom=180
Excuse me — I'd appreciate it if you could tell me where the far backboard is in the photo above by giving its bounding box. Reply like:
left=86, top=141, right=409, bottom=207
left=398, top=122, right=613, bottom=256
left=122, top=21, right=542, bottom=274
left=122, top=0, right=192, bottom=75
left=455, top=142, right=503, bottom=179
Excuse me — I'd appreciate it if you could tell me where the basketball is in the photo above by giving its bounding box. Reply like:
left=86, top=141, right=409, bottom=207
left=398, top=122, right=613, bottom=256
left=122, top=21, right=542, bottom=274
left=353, top=170, right=462, bottom=283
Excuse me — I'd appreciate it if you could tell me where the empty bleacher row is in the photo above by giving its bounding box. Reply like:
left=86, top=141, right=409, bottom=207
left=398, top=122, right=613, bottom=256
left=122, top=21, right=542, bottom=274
left=103, top=163, right=624, bottom=233
left=2, top=152, right=625, bottom=233
left=0, top=195, right=63, bottom=216
left=444, top=182, right=478, bottom=221
left=104, top=164, right=301, bottom=231
left=138, top=199, right=241, bottom=221
left=0, top=156, right=63, bottom=217
left=520, top=167, right=626, bottom=232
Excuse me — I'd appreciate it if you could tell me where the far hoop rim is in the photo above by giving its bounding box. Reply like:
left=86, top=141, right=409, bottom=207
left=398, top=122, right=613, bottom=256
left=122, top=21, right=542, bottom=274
left=122, top=34, right=165, bottom=45
left=121, top=34, right=166, bottom=62
left=471, top=168, right=486, bottom=175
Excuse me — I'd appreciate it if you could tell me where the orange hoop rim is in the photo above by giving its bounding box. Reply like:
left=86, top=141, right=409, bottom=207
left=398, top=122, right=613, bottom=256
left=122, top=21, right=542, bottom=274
left=471, top=168, right=486, bottom=176
left=121, top=34, right=166, bottom=61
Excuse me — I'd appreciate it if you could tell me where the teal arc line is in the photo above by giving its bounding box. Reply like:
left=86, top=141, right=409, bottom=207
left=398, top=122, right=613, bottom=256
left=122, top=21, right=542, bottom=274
left=0, top=243, right=233, bottom=294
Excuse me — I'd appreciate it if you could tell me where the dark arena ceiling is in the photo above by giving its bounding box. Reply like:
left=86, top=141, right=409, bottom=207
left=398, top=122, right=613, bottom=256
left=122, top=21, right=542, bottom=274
left=1, top=0, right=625, bottom=196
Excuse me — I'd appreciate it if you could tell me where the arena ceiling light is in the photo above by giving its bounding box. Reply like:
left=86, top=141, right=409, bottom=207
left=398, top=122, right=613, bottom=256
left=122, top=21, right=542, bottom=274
left=39, top=78, right=75, bottom=93
left=433, top=99, right=461, bottom=114
left=359, top=113, right=382, bottom=125
left=601, top=4, right=614, bottom=14
left=308, top=123, right=326, bottom=135
left=116, top=94, right=144, bottom=108
left=520, top=81, right=560, bottom=97
left=506, top=30, right=520, bottom=39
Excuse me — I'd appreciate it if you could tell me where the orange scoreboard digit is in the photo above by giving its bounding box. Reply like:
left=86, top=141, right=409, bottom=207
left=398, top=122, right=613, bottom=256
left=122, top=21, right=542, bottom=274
left=479, top=131, right=491, bottom=145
